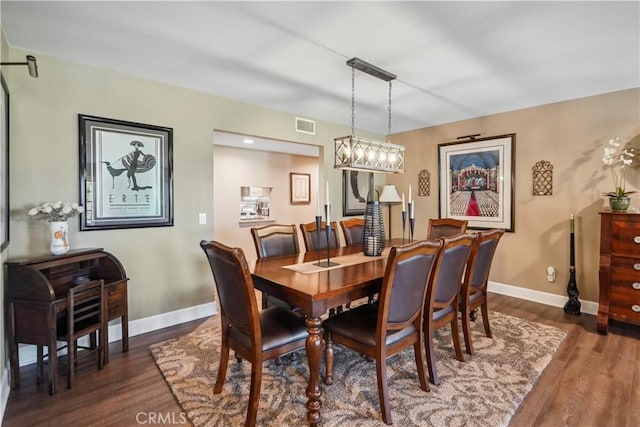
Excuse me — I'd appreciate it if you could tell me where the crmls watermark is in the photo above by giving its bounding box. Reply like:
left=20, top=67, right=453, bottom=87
left=136, top=412, right=188, bottom=425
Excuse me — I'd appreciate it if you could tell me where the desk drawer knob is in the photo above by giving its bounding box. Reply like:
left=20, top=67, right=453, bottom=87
left=635, top=236, right=640, bottom=244
left=633, top=282, right=640, bottom=290
left=633, top=305, right=640, bottom=313
left=635, top=263, right=640, bottom=271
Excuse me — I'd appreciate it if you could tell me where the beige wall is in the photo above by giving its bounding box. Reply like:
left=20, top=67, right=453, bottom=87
left=212, top=145, right=320, bottom=255
left=387, top=88, right=640, bottom=302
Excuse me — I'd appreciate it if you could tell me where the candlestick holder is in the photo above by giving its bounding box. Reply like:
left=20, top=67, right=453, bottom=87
left=314, top=215, right=322, bottom=265
left=401, top=211, right=407, bottom=243
left=314, top=206, right=339, bottom=267
left=409, top=217, right=415, bottom=242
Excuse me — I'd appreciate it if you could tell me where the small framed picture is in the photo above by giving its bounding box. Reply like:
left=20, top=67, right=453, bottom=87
left=79, top=114, right=174, bottom=230
left=290, top=172, right=310, bottom=205
left=438, top=134, right=515, bottom=231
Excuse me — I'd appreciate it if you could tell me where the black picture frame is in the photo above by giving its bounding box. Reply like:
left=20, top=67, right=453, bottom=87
left=438, top=134, right=515, bottom=232
left=342, top=170, right=369, bottom=216
left=79, top=114, right=174, bottom=230
left=0, top=73, right=9, bottom=251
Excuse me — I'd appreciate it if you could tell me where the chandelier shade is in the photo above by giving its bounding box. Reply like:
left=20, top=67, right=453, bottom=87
left=334, top=135, right=405, bottom=173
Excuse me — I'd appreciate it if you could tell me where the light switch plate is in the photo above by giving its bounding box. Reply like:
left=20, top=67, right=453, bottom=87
left=198, top=213, right=206, bottom=225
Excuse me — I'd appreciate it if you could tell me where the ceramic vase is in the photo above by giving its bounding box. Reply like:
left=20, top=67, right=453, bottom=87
left=608, top=196, right=630, bottom=212
left=49, top=221, right=70, bottom=255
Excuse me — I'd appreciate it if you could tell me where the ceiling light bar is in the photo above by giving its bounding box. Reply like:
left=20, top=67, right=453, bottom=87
left=346, top=57, right=396, bottom=82
left=335, top=57, right=405, bottom=174
left=334, top=135, right=405, bottom=173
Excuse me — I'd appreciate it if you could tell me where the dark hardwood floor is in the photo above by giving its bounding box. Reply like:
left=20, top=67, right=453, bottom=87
left=3, top=293, right=639, bottom=426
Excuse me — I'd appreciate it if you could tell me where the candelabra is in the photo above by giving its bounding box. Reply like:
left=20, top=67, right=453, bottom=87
left=401, top=210, right=407, bottom=243
left=314, top=206, right=339, bottom=267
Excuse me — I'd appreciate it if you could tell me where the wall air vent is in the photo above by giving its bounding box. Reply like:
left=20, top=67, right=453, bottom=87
left=295, top=117, right=315, bottom=135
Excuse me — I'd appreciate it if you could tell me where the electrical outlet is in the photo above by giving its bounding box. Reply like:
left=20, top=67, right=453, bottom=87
left=546, top=266, right=555, bottom=282
left=198, top=213, right=206, bottom=225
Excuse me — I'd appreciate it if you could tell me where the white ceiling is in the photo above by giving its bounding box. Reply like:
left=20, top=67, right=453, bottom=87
left=1, top=1, right=639, bottom=136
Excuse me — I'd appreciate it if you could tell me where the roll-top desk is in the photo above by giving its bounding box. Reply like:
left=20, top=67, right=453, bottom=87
left=5, top=248, right=129, bottom=394
left=597, top=212, right=640, bottom=334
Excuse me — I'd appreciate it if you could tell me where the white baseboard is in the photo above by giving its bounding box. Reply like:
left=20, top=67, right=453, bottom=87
left=15, top=301, right=217, bottom=368
left=488, top=280, right=598, bottom=316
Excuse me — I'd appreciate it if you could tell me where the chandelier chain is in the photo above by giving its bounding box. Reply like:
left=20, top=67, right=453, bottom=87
left=351, top=64, right=355, bottom=137
left=388, top=81, right=392, bottom=141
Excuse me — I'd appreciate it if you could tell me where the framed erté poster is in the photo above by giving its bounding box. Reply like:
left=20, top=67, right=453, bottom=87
left=438, top=134, right=515, bottom=232
left=79, top=115, right=174, bottom=230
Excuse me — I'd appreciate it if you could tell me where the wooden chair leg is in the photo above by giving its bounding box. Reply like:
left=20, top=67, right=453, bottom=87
left=462, top=308, right=475, bottom=355
left=413, top=341, right=430, bottom=392
left=424, top=323, right=440, bottom=386
left=375, top=355, right=392, bottom=425
left=246, top=362, right=262, bottom=427
left=324, top=333, right=334, bottom=385
left=68, top=341, right=75, bottom=390
left=481, top=302, right=492, bottom=338
left=214, top=338, right=230, bottom=394
left=36, top=345, right=44, bottom=385
left=48, top=334, right=58, bottom=395
left=451, top=318, right=464, bottom=362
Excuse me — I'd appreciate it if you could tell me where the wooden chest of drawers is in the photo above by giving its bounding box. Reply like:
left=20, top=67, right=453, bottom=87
left=597, top=212, right=640, bottom=334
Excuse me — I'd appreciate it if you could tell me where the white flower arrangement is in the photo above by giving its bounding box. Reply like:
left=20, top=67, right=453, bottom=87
left=602, top=136, right=636, bottom=197
left=28, top=201, right=84, bottom=222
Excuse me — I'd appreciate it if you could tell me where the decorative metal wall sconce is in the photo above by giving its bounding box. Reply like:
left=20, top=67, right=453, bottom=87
left=418, top=169, right=430, bottom=196
left=532, top=160, right=553, bottom=195
left=1, top=55, right=38, bottom=78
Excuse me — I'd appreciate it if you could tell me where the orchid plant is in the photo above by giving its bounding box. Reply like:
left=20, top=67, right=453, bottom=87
left=28, top=201, right=84, bottom=222
left=602, top=137, right=636, bottom=198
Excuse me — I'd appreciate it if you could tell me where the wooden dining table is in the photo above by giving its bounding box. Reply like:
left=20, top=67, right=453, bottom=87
left=248, top=239, right=405, bottom=426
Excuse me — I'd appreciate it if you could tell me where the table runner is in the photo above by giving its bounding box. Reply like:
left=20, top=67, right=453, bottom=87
left=283, top=247, right=390, bottom=274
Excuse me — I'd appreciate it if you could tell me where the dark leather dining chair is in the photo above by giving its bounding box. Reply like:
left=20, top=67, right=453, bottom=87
left=424, top=233, right=476, bottom=385
left=200, top=240, right=308, bottom=427
left=323, top=240, right=443, bottom=425
left=251, top=223, right=300, bottom=259
left=340, top=217, right=364, bottom=247
left=39, top=279, right=106, bottom=392
left=300, top=221, right=340, bottom=252
left=250, top=224, right=300, bottom=310
left=460, top=228, right=504, bottom=355
left=426, top=218, right=468, bottom=240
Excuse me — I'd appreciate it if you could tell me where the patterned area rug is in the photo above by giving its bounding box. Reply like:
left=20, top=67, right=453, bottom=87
left=150, top=311, right=567, bottom=426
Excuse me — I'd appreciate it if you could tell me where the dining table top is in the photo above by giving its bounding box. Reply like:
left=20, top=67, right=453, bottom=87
left=248, top=238, right=406, bottom=317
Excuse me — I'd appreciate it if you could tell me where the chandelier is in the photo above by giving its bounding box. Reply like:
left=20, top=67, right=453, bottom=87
left=334, top=57, right=405, bottom=174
